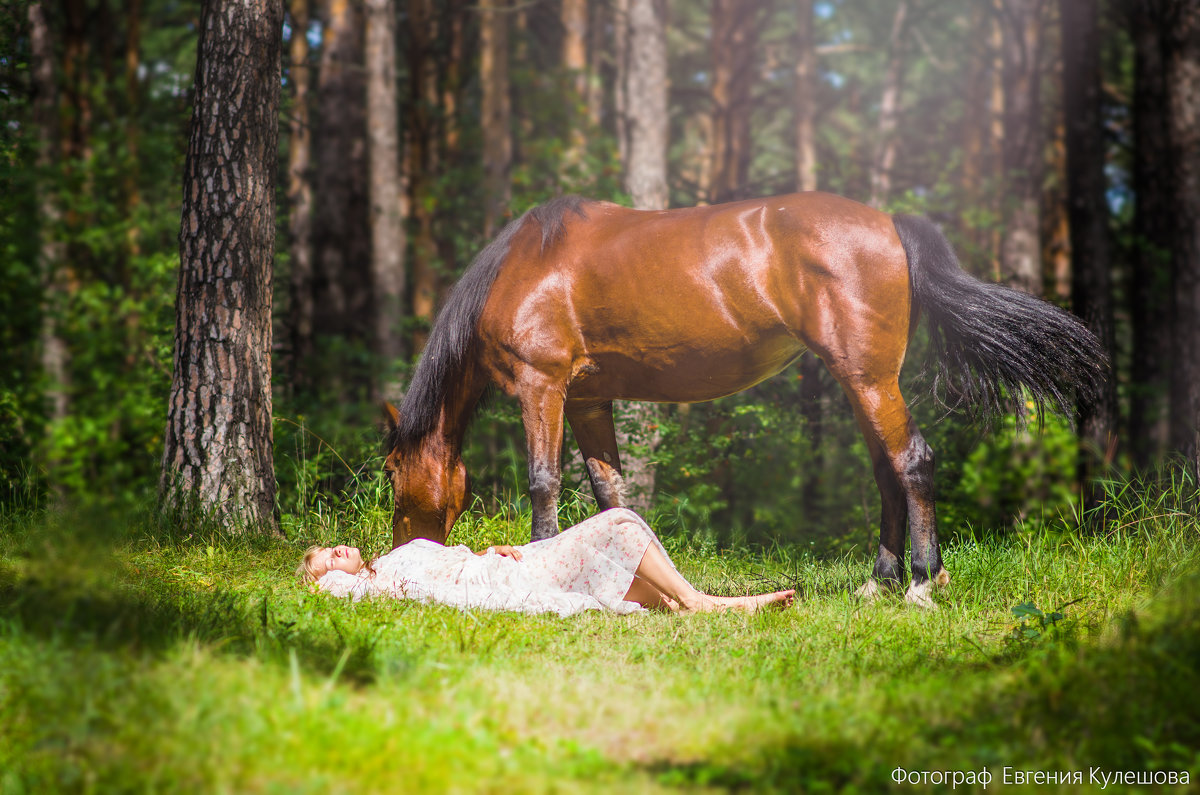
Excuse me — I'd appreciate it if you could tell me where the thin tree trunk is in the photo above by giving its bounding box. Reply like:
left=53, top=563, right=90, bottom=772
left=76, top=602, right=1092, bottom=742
left=480, top=0, right=512, bottom=239
left=794, top=0, right=818, bottom=193
left=1166, top=0, right=1200, bottom=475
left=614, top=0, right=630, bottom=168
left=30, top=1, right=69, bottom=429
left=707, top=0, right=757, bottom=203
left=618, top=0, right=669, bottom=513
left=1060, top=0, right=1116, bottom=496
left=1128, top=0, right=1172, bottom=467
left=312, top=0, right=372, bottom=384
left=999, top=0, right=1046, bottom=295
left=626, top=0, right=669, bottom=210
left=287, top=0, right=315, bottom=390
left=365, top=0, right=405, bottom=398
left=406, top=0, right=442, bottom=351
left=561, top=0, right=589, bottom=179
left=868, top=0, right=909, bottom=209
left=162, top=0, right=282, bottom=530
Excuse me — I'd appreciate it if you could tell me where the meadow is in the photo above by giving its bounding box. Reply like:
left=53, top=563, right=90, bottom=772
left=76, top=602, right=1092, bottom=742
left=1, top=472, right=1198, bottom=793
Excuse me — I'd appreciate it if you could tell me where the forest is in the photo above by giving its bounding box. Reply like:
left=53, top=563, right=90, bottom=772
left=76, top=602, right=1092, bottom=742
left=1, top=0, right=1198, bottom=545
left=2, top=1, right=1200, bottom=790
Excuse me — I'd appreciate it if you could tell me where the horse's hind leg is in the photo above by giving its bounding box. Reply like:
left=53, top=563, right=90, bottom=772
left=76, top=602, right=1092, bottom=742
left=565, top=399, right=626, bottom=510
left=837, top=376, right=950, bottom=607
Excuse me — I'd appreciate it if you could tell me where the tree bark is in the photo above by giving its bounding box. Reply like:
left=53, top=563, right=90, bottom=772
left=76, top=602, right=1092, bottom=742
left=162, top=0, right=282, bottom=530
left=1165, top=0, right=1200, bottom=475
left=286, top=0, right=315, bottom=390
left=998, top=0, right=1046, bottom=295
left=960, top=4, right=1004, bottom=273
left=365, top=0, right=406, bottom=397
left=561, top=0, right=589, bottom=179
left=30, top=1, right=70, bottom=431
left=794, top=0, right=818, bottom=193
left=868, top=0, right=909, bottom=209
left=479, top=0, right=512, bottom=239
left=614, top=0, right=630, bottom=168
left=1128, top=0, right=1172, bottom=467
left=312, top=0, right=372, bottom=382
left=626, top=0, right=669, bottom=210
left=618, top=0, right=669, bottom=513
left=707, top=0, right=757, bottom=203
left=1060, top=0, right=1117, bottom=494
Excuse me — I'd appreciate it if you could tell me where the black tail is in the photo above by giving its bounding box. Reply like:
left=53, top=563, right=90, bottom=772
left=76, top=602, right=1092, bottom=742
left=893, top=214, right=1107, bottom=423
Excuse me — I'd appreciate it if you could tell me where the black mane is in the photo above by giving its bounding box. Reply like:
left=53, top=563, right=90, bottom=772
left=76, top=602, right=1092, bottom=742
left=388, top=195, right=591, bottom=452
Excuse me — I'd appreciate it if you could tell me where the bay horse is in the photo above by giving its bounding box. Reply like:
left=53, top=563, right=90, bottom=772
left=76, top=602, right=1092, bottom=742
left=382, top=193, right=1105, bottom=606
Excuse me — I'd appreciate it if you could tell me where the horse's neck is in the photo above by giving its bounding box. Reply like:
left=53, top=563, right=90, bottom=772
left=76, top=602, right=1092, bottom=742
left=435, top=365, right=488, bottom=455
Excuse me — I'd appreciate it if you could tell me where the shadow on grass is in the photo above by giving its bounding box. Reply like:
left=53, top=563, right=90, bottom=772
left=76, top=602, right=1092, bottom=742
left=0, top=572, right=391, bottom=687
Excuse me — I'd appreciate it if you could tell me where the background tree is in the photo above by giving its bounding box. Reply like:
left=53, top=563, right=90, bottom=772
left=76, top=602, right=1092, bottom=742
left=1127, top=0, right=1172, bottom=467
left=1165, top=0, right=1200, bottom=475
left=1060, top=0, right=1116, bottom=494
left=161, top=0, right=283, bottom=529
left=615, top=0, right=669, bottom=513
left=998, top=0, right=1047, bottom=295
left=365, top=0, right=405, bottom=397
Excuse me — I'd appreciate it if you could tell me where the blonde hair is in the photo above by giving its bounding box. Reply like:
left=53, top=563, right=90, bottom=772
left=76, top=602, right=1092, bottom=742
left=297, top=545, right=324, bottom=585
left=296, top=545, right=375, bottom=586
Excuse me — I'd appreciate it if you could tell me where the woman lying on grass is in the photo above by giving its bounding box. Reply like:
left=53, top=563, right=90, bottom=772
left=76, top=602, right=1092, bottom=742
left=299, top=507, right=795, bottom=617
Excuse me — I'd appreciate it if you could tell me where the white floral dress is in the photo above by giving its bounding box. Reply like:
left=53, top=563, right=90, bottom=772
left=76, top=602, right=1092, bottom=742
left=317, top=508, right=677, bottom=616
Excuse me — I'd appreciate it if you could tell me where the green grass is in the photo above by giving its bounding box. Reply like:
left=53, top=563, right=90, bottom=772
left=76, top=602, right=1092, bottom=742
left=2, top=477, right=1199, bottom=793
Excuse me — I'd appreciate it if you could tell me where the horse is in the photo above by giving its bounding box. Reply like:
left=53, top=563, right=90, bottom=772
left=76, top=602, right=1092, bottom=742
left=382, top=192, right=1106, bottom=606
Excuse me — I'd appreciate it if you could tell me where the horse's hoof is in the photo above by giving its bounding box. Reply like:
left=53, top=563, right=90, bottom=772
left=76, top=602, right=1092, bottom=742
left=904, top=579, right=938, bottom=610
left=855, top=577, right=900, bottom=601
left=934, top=567, right=951, bottom=588
left=855, top=578, right=883, bottom=601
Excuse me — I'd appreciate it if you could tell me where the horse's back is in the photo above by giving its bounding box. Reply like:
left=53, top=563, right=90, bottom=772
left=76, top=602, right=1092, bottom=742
left=477, top=193, right=912, bottom=401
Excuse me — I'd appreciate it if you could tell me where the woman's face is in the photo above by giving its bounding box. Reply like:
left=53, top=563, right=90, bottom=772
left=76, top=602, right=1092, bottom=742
left=313, top=545, right=363, bottom=577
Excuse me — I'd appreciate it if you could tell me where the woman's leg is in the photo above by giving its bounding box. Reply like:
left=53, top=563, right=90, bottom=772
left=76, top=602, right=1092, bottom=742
left=623, top=542, right=795, bottom=613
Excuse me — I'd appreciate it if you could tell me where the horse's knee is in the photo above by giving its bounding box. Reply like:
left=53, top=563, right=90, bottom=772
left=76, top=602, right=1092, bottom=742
left=528, top=461, right=561, bottom=502
left=898, top=434, right=935, bottom=497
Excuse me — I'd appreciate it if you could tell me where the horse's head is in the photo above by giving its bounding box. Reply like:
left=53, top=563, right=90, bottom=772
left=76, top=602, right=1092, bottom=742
left=382, top=403, right=469, bottom=548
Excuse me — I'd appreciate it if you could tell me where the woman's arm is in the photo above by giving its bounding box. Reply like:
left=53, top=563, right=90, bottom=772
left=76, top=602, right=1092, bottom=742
left=476, top=545, right=523, bottom=561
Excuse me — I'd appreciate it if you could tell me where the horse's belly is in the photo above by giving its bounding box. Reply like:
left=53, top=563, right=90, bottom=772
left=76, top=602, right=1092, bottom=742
left=568, top=336, right=807, bottom=403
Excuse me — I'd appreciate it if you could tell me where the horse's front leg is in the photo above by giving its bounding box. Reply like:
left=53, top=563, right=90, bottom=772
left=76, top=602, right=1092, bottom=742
left=521, top=384, right=567, bottom=541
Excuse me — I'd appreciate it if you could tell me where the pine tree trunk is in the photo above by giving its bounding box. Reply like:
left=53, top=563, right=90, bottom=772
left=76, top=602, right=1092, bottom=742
left=1060, top=0, right=1117, bottom=495
left=1128, top=0, right=1172, bottom=467
left=868, top=0, right=909, bottom=209
left=312, top=0, right=372, bottom=382
left=479, top=0, right=512, bottom=238
left=1166, top=0, right=1200, bottom=475
left=626, top=0, right=669, bottom=211
left=561, top=0, right=589, bottom=180
left=365, top=0, right=405, bottom=397
left=618, top=0, right=669, bottom=513
left=794, top=0, right=818, bottom=193
left=999, top=0, right=1046, bottom=295
left=30, top=1, right=69, bottom=431
left=286, top=0, right=315, bottom=391
left=162, top=0, right=283, bottom=530
left=707, top=0, right=757, bottom=204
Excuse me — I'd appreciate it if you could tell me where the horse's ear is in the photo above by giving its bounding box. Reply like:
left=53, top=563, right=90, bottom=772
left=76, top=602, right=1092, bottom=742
left=381, top=402, right=400, bottom=434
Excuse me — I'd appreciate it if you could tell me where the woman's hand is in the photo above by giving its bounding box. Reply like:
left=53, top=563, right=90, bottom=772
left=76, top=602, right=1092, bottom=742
left=477, top=544, right=523, bottom=561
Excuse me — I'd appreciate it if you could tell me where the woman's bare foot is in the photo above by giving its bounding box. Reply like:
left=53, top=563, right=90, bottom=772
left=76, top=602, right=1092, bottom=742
left=673, top=589, right=796, bottom=614
left=710, top=589, right=796, bottom=612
